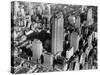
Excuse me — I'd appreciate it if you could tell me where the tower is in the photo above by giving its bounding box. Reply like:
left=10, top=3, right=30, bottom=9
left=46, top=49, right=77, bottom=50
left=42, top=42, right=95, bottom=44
left=31, top=39, right=43, bottom=61
left=52, top=12, right=64, bottom=55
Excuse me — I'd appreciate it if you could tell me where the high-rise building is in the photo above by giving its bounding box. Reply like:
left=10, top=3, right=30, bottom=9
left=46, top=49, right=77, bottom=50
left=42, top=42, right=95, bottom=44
left=66, top=47, right=74, bottom=59
left=75, top=16, right=80, bottom=28
left=43, top=53, right=53, bottom=70
left=52, top=13, right=64, bottom=55
left=31, top=39, right=43, bottom=60
left=70, top=31, right=80, bottom=52
left=87, top=8, right=94, bottom=26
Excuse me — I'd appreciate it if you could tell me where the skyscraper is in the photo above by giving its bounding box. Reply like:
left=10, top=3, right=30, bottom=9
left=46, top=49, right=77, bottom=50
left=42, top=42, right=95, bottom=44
left=31, top=39, right=43, bottom=60
left=52, top=13, right=64, bottom=55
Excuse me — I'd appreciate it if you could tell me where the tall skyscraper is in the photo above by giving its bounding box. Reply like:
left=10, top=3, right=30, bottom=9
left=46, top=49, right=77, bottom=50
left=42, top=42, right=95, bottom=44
left=52, top=13, right=64, bottom=55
